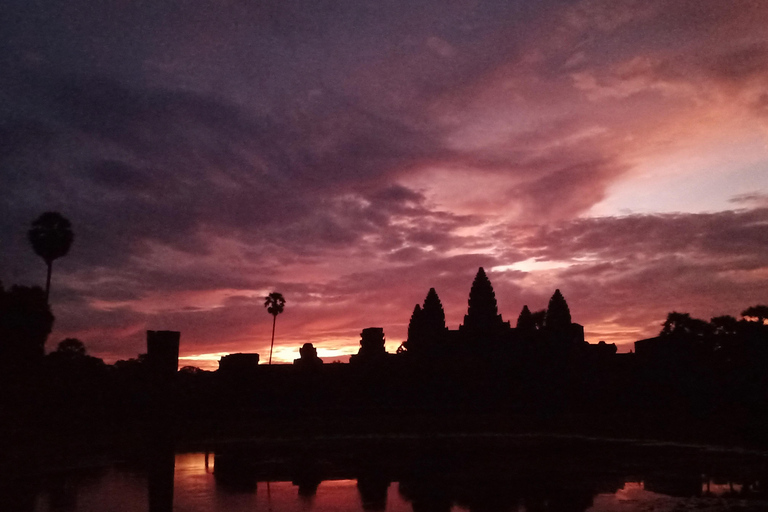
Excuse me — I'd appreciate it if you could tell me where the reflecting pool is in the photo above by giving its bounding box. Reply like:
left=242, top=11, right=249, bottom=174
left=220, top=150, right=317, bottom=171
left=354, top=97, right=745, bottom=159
left=7, top=435, right=768, bottom=511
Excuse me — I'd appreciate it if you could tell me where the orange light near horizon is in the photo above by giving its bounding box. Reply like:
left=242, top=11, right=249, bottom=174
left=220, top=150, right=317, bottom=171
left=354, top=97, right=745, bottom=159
left=175, top=452, right=213, bottom=475
left=178, top=342, right=361, bottom=368
left=178, top=352, right=231, bottom=371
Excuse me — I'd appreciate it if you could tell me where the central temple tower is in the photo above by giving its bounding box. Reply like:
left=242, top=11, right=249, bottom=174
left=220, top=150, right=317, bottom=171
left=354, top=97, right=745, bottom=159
left=459, top=267, right=510, bottom=339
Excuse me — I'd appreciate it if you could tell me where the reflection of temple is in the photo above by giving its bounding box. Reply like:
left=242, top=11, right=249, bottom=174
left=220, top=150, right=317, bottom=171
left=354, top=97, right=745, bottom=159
left=357, top=474, right=390, bottom=511
left=208, top=438, right=634, bottom=512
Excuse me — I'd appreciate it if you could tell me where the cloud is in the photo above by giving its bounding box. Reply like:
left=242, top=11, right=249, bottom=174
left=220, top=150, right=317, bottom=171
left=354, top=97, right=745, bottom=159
left=508, top=159, right=627, bottom=222
left=562, top=0, right=658, bottom=33
left=516, top=208, right=768, bottom=265
left=2, top=0, right=767, bottom=363
left=491, top=207, right=768, bottom=343
left=731, top=193, right=768, bottom=208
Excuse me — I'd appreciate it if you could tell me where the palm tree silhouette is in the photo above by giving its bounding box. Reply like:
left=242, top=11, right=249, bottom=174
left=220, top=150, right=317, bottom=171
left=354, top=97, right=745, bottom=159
left=264, top=292, right=286, bottom=365
left=28, top=212, right=74, bottom=302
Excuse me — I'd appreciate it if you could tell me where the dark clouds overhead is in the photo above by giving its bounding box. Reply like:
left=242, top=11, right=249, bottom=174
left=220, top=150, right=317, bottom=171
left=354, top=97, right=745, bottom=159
left=1, top=0, right=767, bottom=365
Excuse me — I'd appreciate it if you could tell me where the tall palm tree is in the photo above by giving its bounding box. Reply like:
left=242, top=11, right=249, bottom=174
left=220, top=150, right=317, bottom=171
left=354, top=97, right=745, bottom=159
left=264, top=292, right=285, bottom=365
left=28, top=212, right=74, bottom=302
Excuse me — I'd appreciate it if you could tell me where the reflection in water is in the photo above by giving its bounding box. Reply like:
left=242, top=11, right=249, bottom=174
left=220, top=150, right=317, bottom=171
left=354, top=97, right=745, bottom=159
left=293, top=460, right=323, bottom=500
left=12, top=439, right=768, bottom=511
left=705, top=481, right=743, bottom=496
left=643, top=473, right=702, bottom=498
left=357, top=474, right=390, bottom=511
left=27, top=467, right=146, bottom=512
left=0, top=478, right=37, bottom=512
left=212, top=452, right=258, bottom=494
left=149, top=439, right=175, bottom=512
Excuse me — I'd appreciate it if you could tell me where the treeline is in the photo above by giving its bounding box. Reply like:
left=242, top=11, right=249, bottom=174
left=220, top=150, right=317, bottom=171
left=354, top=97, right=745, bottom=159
left=641, top=306, right=768, bottom=364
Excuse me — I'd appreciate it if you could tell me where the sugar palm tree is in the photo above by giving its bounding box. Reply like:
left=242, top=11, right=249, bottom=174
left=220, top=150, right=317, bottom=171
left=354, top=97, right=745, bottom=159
left=264, top=292, right=286, bottom=365
left=28, top=212, right=74, bottom=302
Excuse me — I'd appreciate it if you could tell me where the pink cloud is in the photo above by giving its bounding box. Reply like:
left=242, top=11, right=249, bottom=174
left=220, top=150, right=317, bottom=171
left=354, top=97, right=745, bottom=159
left=3, top=0, right=768, bottom=365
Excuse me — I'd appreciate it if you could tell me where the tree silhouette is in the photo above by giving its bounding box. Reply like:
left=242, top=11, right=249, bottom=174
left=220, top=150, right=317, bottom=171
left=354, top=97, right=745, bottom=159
left=660, top=311, right=712, bottom=338
left=28, top=212, right=74, bottom=302
left=710, top=315, right=739, bottom=336
left=531, top=309, right=547, bottom=330
left=55, top=338, right=87, bottom=357
left=741, top=305, right=768, bottom=325
left=264, top=292, right=286, bottom=365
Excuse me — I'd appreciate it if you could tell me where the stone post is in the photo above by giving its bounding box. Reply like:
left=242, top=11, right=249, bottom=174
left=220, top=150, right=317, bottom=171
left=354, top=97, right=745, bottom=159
left=147, top=330, right=180, bottom=381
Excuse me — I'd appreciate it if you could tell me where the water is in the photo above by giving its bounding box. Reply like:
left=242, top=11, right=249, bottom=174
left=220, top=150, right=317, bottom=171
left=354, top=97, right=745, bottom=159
left=8, top=436, right=768, bottom=511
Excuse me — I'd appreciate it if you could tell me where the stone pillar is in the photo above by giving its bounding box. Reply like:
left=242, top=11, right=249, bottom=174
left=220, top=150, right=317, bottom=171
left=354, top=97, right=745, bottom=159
left=147, top=330, right=180, bottom=381
left=144, top=330, right=179, bottom=510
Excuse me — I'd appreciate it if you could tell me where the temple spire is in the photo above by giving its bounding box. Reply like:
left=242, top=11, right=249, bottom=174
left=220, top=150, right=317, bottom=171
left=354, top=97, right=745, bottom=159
left=421, top=288, right=446, bottom=333
left=545, top=289, right=572, bottom=331
left=407, top=304, right=424, bottom=345
left=461, top=267, right=507, bottom=336
left=405, top=288, right=447, bottom=354
left=516, top=305, right=535, bottom=332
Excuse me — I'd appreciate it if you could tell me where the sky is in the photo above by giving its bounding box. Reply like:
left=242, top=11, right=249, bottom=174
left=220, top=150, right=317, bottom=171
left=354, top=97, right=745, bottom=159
left=1, top=0, right=767, bottom=369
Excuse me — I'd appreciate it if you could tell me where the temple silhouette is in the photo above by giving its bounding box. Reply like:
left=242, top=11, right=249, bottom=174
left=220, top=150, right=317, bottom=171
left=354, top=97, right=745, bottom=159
left=2, top=265, right=768, bottom=452
left=3, top=214, right=768, bottom=512
left=215, top=267, right=615, bottom=371
left=396, top=267, right=613, bottom=363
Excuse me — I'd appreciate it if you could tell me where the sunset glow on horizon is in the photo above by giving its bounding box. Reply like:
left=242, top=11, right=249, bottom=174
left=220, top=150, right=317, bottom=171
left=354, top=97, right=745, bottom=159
left=1, top=0, right=767, bottom=366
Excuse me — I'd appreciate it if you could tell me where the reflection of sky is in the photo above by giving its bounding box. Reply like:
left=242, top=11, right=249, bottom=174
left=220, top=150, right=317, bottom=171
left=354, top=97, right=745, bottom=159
left=588, top=480, right=749, bottom=511
left=27, top=455, right=763, bottom=512
left=172, top=453, right=418, bottom=512
left=704, top=481, right=743, bottom=496
left=589, top=482, right=680, bottom=511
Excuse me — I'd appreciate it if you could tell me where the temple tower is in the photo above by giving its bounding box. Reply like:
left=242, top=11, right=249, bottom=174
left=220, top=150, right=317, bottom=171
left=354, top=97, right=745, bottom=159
left=350, top=327, right=389, bottom=364
left=460, top=267, right=509, bottom=338
left=405, top=288, right=448, bottom=355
